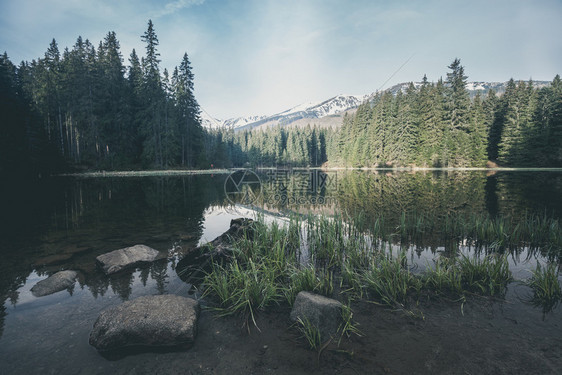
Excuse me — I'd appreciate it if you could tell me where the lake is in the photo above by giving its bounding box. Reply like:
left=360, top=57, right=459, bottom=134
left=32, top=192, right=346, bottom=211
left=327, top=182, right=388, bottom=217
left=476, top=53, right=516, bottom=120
left=0, top=169, right=561, bottom=374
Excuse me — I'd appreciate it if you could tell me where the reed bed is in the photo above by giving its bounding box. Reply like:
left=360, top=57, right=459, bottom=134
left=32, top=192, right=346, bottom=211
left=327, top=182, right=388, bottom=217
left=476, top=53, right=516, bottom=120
left=201, top=211, right=561, bottom=333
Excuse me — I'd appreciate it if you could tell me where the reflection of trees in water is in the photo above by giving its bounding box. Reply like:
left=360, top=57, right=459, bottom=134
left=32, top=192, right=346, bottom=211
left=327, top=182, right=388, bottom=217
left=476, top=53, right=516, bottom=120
left=253, top=170, right=338, bottom=212
left=86, top=274, right=110, bottom=299
left=85, top=260, right=170, bottom=300
left=2, top=172, right=560, bottom=310
left=0, top=175, right=231, bottom=307
left=150, top=261, right=169, bottom=295
left=49, top=175, right=228, bottom=232
left=485, top=175, right=499, bottom=217
left=495, top=172, right=562, bottom=218
left=140, top=267, right=150, bottom=287
left=110, top=272, right=134, bottom=301
left=336, top=171, right=487, bottom=225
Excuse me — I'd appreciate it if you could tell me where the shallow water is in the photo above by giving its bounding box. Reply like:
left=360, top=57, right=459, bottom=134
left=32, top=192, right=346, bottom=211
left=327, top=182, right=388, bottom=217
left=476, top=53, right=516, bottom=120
left=0, top=170, right=561, bottom=374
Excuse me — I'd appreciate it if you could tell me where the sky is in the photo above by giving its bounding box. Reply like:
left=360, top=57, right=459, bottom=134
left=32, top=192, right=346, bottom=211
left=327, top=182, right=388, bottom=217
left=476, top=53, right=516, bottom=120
left=1, top=0, right=561, bottom=119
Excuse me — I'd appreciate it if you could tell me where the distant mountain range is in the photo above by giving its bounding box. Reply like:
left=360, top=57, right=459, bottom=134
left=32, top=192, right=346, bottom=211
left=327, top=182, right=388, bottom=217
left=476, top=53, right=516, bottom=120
left=201, top=80, right=551, bottom=131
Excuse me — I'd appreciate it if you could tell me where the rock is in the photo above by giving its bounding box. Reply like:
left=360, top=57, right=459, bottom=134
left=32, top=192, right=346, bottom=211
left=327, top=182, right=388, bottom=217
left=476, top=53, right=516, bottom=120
left=31, top=270, right=78, bottom=297
left=176, top=218, right=256, bottom=281
left=290, top=291, right=343, bottom=339
left=201, top=218, right=256, bottom=255
left=89, top=295, right=199, bottom=352
left=96, top=244, right=163, bottom=275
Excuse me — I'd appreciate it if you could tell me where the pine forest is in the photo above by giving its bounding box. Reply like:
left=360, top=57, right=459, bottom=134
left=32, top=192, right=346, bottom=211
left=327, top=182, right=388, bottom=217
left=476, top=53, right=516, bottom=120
left=1, top=21, right=561, bottom=179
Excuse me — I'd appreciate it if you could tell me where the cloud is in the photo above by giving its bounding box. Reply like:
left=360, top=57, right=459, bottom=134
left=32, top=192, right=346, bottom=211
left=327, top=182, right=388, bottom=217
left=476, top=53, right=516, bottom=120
left=156, top=0, right=206, bottom=17
left=2, top=0, right=561, bottom=119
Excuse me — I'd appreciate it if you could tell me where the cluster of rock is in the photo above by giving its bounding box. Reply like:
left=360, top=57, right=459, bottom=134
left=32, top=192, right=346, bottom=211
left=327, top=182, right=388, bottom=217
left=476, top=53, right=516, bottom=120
left=30, top=218, right=344, bottom=356
left=30, top=243, right=164, bottom=297
left=30, top=218, right=256, bottom=355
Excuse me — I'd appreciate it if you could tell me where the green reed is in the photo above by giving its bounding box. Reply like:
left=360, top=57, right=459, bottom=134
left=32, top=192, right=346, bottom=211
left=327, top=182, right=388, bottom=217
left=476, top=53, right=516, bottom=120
left=201, top=210, right=560, bottom=329
left=296, top=317, right=322, bottom=350
left=526, top=262, right=562, bottom=312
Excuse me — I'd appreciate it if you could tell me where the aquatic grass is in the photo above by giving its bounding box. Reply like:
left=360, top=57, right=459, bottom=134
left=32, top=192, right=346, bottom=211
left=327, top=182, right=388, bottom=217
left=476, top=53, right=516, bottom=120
left=284, top=264, right=317, bottom=305
left=340, top=261, right=364, bottom=297
left=284, top=264, right=335, bottom=305
left=296, top=317, right=322, bottom=350
left=526, top=262, right=562, bottom=312
left=423, top=257, right=463, bottom=297
left=361, top=254, right=422, bottom=307
left=457, top=254, right=512, bottom=296
left=374, top=210, right=562, bottom=257
left=201, top=211, right=559, bottom=331
left=202, top=258, right=282, bottom=328
left=423, top=254, right=512, bottom=298
left=338, top=302, right=362, bottom=344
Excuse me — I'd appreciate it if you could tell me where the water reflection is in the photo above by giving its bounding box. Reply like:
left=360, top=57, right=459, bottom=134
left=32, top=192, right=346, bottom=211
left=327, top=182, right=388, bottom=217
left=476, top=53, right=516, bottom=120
left=1, top=170, right=561, bottom=339
left=0, top=174, right=230, bottom=337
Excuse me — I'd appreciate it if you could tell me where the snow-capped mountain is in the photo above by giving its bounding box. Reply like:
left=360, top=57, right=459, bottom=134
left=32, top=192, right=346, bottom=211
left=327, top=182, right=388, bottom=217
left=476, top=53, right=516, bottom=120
left=202, top=80, right=551, bottom=131
left=277, top=94, right=367, bottom=119
left=200, top=111, right=270, bottom=130
left=201, top=94, right=366, bottom=131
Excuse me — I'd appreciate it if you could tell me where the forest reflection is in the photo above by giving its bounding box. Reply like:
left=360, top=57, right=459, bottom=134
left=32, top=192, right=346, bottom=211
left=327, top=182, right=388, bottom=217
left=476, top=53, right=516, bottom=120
left=1, top=170, right=561, bottom=338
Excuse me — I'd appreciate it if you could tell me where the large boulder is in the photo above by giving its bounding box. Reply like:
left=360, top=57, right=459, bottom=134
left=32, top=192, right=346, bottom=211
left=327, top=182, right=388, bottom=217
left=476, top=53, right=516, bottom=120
left=290, top=291, right=343, bottom=339
left=89, top=295, right=200, bottom=352
left=31, top=270, right=78, bottom=297
left=96, top=244, right=163, bottom=275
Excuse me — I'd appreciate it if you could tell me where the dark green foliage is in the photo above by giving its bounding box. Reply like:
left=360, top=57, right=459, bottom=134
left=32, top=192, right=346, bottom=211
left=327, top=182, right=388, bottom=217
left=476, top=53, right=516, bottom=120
left=212, top=125, right=330, bottom=168
left=0, top=52, right=63, bottom=177
left=3, top=43, right=561, bottom=172
left=207, top=59, right=560, bottom=169
left=1, top=20, right=205, bottom=172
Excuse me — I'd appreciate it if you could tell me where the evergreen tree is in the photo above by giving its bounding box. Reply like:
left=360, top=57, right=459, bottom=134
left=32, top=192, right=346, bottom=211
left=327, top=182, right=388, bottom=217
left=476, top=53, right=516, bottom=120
left=174, top=53, right=203, bottom=167
left=497, top=80, right=526, bottom=164
left=140, top=19, right=166, bottom=167
left=469, top=92, right=488, bottom=165
left=445, top=58, right=471, bottom=166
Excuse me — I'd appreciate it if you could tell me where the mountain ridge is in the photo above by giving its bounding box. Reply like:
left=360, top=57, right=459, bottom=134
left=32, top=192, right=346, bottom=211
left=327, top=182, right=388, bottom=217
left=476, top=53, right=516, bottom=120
left=201, top=80, right=551, bottom=131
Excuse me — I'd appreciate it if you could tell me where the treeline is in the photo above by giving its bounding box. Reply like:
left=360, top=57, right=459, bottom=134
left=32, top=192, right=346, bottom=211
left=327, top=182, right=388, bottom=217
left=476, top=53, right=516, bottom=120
left=214, top=59, right=561, bottom=168
left=212, top=125, right=329, bottom=167
left=0, top=20, right=211, bottom=175
left=3, top=37, right=561, bottom=175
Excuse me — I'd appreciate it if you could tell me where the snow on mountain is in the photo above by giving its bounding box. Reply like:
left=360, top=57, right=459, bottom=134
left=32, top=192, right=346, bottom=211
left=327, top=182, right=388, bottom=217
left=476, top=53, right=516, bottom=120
left=201, top=94, right=366, bottom=131
left=200, top=110, right=224, bottom=129
left=222, top=115, right=270, bottom=128
left=201, top=80, right=551, bottom=131
left=279, top=94, right=367, bottom=118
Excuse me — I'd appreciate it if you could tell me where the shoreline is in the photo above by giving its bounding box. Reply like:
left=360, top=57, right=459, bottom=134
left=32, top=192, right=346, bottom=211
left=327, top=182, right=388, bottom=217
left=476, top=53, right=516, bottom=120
left=58, top=166, right=562, bottom=178
left=58, top=169, right=233, bottom=178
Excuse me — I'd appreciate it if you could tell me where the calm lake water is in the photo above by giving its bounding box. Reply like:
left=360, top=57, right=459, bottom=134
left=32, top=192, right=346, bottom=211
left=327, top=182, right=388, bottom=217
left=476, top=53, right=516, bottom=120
left=0, top=170, right=561, bottom=373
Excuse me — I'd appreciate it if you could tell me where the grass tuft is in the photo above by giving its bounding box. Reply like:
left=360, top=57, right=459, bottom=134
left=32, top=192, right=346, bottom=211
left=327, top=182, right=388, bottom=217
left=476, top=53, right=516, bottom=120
left=526, top=262, right=562, bottom=312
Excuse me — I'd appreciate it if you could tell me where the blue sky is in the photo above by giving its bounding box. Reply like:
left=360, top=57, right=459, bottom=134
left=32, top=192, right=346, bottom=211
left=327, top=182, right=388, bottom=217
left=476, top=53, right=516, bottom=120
left=1, top=0, right=561, bottom=119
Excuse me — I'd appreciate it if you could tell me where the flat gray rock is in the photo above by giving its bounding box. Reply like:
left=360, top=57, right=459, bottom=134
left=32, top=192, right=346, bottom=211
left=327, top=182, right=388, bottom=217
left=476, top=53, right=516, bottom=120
left=96, top=244, right=162, bottom=275
left=89, top=295, right=200, bottom=352
left=31, top=270, right=78, bottom=297
left=290, top=291, right=343, bottom=339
